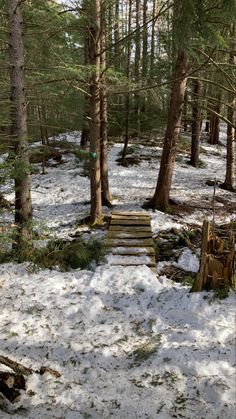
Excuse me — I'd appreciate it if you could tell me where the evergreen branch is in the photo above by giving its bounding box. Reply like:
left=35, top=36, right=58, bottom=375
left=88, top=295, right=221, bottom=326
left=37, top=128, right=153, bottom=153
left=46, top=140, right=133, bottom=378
left=29, top=77, right=86, bottom=87
left=99, top=0, right=173, bottom=56
left=58, top=7, right=82, bottom=16
left=195, top=48, right=236, bottom=91
left=111, top=55, right=213, bottom=95
left=187, top=100, right=236, bottom=128
left=186, top=89, right=236, bottom=111
left=189, top=77, right=235, bottom=95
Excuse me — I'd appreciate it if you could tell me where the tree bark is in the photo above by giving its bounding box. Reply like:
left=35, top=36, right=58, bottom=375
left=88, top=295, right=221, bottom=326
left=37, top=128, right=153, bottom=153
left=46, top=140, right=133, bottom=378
left=8, top=0, right=32, bottom=248
left=149, top=0, right=156, bottom=81
left=81, top=1, right=90, bottom=149
left=141, top=0, right=148, bottom=126
left=152, top=48, right=189, bottom=211
left=221, top=28, right=235, bottom=191
left=209, top=92, right=221, bottom=144
left=134, top=0, right=141, bottom=136
left=182, top=91, right=188, bottom=132
left=88, top=0, right=102, bottom=223
left=190, top=79, right=203, bottom=167
left=100, top=7, right=112, bottom=207
left=142, top=0, right=148, bottom=82
left=122, top=0, right=132, bottom=161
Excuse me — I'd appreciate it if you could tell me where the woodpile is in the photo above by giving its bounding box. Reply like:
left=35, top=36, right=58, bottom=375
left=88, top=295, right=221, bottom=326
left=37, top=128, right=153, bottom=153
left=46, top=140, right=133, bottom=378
left=191, top=220, right=235, bottom=292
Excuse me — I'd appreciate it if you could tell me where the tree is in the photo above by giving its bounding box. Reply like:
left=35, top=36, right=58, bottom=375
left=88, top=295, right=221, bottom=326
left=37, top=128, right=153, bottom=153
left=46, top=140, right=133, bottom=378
left=121, top=0, right=132, bottom=161
left=152, top=47, right=189, bottom=211
left=100, top=3, right=112, bottom=207
left=80, top=0, right=90, bottom=149
left=151, top=0, right=236, bottom=211
left=190, top=78, right=203, bottom=167
left=87, top=0, right=102, bottom=223
left=8, top=0, right=32, bottom=250
left=221, top=25, right=235, bottom=192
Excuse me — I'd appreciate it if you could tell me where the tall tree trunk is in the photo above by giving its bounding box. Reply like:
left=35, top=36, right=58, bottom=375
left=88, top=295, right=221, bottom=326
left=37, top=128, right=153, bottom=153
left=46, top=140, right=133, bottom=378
left=142, top=0, right=148, bottom=81
left=152, top=48, right=189, bottom=211
left=205, top=118, right=210, bottom=132
left=134, top=0, right=141, bottom=136
left=88, top=0, right=102, bottom=223
left=122, top=0, right=132, bottom=160
left=190, top=79, right=203, bottom=167
left=149, top=0, right=156, bottom=81
left=100, top=7, right=112, bottom=207
left=141, top=0, right=148, bottom=128
left=182, top=91, right=188, bottom=132
left=107, top=0, right=113, bottom=65
left=209, top=102, right=221, bottom=145
left=221, top=28, right=235, bottom=191
left=8, top=0, right=32, bottom=249
left=114, top=0, right=120, bottom=68
left=81, top=1, right=90, bottom=149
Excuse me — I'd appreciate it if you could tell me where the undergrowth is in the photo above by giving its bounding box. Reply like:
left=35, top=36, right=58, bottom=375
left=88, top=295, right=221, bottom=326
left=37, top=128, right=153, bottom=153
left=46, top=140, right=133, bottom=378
left=30, top=237, right=106, bottom=271
left=0, top=235, right=106, bottom=271
left=209, top=281, right=230, bottom=302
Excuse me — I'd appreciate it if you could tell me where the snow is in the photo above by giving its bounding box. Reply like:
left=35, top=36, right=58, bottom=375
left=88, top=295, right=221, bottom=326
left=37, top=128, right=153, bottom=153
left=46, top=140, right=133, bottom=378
left=174, top=248, right=200, bottom=273
left=0, top=129, right=235, bottom=418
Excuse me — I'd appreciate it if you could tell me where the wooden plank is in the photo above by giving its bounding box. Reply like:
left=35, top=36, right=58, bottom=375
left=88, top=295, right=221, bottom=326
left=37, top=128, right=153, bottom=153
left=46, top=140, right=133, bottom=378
left=111, top=214, right=150, bottom=220
left=108, top=231, right=152, bottom=239
left=112, top=211, right=149, bottom=217
left=108, top=254, right=156, bottom=267
left=106, top=238, right=154, bottom=247
left=110, top=219, right=150, bottom=226
left=110, top=225, right=152, bottom=232
left=106, top=211, right=156, bottom=268
left=112, top=247, right=155, bottom=256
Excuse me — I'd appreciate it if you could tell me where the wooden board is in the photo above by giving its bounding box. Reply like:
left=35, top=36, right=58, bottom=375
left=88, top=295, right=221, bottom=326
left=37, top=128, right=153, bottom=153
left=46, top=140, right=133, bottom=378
left=108, top=231, right=152, bottom=239
left=112, top=247, right=155, bottom=256
left=112, top=211, right=149, bottom=217
left=106, top=211, right=157, bottom=272
left=110, top=225, right=152, bottom=232
left=110, top=219, right=151, bottom=226
left=106, top=238, right=154, bottom=247
left=108, top=254, right=156, bottom=267
left=111, top=214, right=150, bottom=220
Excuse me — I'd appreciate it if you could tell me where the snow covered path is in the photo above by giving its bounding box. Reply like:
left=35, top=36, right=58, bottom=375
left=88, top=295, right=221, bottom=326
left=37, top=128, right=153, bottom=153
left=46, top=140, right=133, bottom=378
left=0, top=263, right=235, bottom=418
left=0, top=131, right=235, bottom=417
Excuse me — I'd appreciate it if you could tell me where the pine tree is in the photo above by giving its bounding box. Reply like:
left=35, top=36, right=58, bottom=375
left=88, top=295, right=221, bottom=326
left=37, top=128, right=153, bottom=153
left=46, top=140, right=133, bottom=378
left=8, top=0, right=32, bottom=251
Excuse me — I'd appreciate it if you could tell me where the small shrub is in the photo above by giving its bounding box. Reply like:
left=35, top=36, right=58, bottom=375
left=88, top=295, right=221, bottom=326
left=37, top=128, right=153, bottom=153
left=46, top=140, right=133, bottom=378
left=182, top=275, right=195, bottom=286
left=212, top=281, right=230, bottom=301
left=29, top=237, right=106, bottom=271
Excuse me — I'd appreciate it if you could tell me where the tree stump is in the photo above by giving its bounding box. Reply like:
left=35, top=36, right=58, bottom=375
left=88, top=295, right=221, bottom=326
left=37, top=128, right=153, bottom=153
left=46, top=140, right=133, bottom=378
left=191, top=220, right=235, bottom=292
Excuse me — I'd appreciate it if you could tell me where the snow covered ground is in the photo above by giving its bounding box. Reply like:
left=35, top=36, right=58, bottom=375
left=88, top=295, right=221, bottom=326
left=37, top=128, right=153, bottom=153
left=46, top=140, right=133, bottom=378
left=0, top=131, right=235, bottom=418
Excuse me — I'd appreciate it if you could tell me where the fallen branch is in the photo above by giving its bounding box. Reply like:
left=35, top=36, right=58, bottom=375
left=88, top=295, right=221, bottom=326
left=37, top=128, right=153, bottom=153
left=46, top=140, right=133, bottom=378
left=0, top=355, right=32, bottom=376
left=0, top=354, right=61, bottom=405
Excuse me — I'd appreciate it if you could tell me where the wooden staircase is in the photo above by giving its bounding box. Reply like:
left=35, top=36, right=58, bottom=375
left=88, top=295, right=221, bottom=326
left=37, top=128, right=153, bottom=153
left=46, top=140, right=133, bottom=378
left=106, top=211, right=156, bottom=271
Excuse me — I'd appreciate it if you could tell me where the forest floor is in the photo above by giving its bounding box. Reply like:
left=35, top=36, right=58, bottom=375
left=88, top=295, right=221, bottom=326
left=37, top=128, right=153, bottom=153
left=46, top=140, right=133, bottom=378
left=0, top=128, right=235, bottom=418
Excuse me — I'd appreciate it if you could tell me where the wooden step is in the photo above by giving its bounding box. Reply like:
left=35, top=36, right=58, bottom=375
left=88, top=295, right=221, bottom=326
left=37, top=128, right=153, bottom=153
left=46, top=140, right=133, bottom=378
left=108, top=231, right=152, bottom=239
left=106, top=238, right=154, bottom=247
left=111, top=247, right=155, bottom=256
left=111, top=214, right=150, bottom=220
left=108, top=254, right=156, bottom=267
left=107, top=211, right=156, bottom=271
left=111, top=219, right=151, bottom=226
left=112, top=211, right=149, bottom=217
left=110, top=225, right=152, bottom=232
